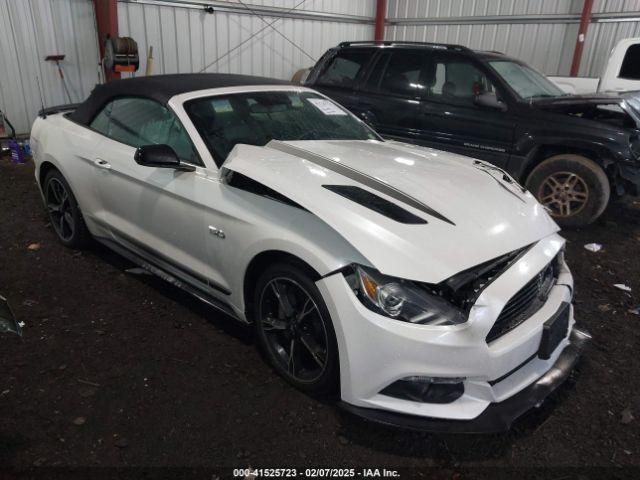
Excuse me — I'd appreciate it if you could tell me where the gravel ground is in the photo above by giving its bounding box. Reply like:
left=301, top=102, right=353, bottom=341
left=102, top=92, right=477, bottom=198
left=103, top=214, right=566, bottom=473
left=0, top=158, right=639, bottom=477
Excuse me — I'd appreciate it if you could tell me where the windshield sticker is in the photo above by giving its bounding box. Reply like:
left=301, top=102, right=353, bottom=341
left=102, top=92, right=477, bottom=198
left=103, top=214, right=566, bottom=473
left=307, top=98, right=348, bottom=116
left=212, top=99, right=234, bottom=113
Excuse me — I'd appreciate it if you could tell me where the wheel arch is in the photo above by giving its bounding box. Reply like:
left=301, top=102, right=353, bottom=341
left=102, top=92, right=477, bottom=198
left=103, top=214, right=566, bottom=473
left=520, top=143, right=612, bottom=184
left=38, top=160, right=60, bottom=189
left=242, top=250, right=322, bottom=320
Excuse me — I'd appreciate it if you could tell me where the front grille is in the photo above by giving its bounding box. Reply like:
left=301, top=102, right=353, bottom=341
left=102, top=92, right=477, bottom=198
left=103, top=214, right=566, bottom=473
left=486, top=255, right=559, bottom=343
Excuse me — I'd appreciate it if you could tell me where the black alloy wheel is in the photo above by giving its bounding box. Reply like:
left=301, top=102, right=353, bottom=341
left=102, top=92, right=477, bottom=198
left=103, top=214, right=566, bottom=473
left=43, top=170, right=91, bottom=248
left=253, top=262, right=339, bottom=396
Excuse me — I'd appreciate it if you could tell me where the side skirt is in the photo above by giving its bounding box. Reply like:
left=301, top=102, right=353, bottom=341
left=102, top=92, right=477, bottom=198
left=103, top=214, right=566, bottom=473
left=95, top=236, right=242, bottom=322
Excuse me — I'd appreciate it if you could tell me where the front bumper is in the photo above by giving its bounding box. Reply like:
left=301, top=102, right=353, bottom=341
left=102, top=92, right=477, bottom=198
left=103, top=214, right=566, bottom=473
left=619, top=164, right=640, bottom=196
left=339, top=327, right=590, bottom=433
left=317, top=233, right=584, bottom=428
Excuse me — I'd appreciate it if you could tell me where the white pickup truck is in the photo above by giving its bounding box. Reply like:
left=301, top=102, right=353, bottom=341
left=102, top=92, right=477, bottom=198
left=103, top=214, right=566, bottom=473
left=549, top=37, right=640, bottom=94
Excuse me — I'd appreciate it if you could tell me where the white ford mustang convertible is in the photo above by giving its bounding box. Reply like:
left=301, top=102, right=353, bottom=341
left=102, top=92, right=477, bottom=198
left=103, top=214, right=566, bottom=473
left=31, top=74, right=590, bottom=432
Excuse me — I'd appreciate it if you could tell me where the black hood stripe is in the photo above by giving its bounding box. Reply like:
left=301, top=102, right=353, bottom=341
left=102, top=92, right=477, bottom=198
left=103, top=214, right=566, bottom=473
left=268, top=141, right=455, bottom=226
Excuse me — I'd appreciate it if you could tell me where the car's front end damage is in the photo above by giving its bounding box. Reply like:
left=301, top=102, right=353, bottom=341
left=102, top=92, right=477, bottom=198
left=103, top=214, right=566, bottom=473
left=221, top=135, right=590, bottom=432
left=318, top=234, right=589, bottom=433
left=533, top=92, right=640, bottom=197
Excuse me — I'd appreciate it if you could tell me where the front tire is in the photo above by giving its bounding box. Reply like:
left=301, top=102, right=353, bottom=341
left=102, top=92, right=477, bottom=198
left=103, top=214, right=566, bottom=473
left=253, top=262, right=339, bottom=396
left=525, top=154, right=610, bottom=227
left=43, top=170, right=91, bottom=248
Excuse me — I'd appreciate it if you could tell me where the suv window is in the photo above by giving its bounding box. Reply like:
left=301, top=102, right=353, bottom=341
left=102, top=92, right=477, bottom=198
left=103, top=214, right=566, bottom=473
left=89, top=97, right=201, bottom=165
left=619, top=44, right=640, bottom=80
left=430, top=57, right=496, bottom=106
left=315, top=49, right=370, bottom=88
left=377, top=50, right=429, bottom=97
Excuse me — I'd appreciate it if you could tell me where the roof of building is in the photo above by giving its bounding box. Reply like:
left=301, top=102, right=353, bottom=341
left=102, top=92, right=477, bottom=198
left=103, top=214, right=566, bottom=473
left=69, top=73, right=290, bottom=125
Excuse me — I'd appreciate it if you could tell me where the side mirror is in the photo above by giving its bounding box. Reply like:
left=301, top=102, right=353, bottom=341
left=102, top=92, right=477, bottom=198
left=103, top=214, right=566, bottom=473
left=474, top=92, right=507, bottom=112
left=134, top=144, right=195, bottom=172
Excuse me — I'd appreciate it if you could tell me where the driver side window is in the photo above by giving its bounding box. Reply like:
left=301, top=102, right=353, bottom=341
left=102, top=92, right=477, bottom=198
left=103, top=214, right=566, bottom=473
left=89, top=97, right=202, bottom=166
left=429, top=58, right=497, bottom=107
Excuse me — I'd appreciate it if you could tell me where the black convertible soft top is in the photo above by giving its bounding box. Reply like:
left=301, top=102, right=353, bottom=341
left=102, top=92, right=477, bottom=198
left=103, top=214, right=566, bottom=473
left=69, top=73, right=290, bottom=125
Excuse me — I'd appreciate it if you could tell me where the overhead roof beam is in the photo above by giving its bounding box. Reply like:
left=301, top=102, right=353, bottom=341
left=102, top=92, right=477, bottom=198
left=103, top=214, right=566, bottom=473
left=388, top=11, right=640, bottom=26
left=119, top=0, right=375, bottom=24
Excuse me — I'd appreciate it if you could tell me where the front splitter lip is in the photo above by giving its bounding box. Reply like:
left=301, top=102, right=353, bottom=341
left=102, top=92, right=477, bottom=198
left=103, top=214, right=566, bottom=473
left=339, top=327, right=591, bottom=434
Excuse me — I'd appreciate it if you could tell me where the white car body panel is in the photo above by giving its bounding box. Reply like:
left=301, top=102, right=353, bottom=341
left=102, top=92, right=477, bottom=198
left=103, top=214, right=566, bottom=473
left=31, top=82, right=585, bottom=429
left=550, top=37, right=640, bottom=94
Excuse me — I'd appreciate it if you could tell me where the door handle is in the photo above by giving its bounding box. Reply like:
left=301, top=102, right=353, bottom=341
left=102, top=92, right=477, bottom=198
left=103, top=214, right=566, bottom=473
left=94, top=159, right=111, bottom=170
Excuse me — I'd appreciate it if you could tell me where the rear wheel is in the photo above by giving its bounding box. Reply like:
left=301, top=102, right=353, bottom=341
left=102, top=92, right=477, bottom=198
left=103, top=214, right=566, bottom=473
left=43, top=170, right=91, bottom=248
left=525, top=154, right=610, bottom=227
left=253, top=262, right=339, bottom=396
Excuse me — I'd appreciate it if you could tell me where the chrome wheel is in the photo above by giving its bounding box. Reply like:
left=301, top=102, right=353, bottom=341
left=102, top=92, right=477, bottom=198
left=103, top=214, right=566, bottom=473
left=538, top=171, right=589, bottom=218
left=46, top=177, right=75, bottom=242
left=258, top=277, right=329, bottom=383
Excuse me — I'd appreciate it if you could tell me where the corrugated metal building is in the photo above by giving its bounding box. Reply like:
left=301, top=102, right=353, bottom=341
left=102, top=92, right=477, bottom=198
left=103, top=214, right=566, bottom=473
left=2, top=0, right=640, bottom=135
left=0, top=0, right=101, bottom=136
left=117, top=0, right=374, bottom=79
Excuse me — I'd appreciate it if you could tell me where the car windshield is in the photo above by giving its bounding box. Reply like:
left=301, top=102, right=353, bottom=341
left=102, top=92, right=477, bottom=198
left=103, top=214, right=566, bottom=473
left=489, top=60, right=566, bottom=100
left=185, top=90, right=379, bottom=163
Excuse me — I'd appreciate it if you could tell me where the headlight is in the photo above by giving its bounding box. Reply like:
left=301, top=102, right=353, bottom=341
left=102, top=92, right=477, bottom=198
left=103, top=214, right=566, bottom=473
left=349, top=266, right=466, bottom=326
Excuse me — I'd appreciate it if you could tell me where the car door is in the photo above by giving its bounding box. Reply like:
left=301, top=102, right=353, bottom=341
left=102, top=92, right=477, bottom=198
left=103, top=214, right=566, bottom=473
left=351, top=48, right=429, bottom=140
left=88, top=97, right=227, bottom=295
left=416, top=53, right=516, bottom=168
left=311, top=48, right=374, bottom=115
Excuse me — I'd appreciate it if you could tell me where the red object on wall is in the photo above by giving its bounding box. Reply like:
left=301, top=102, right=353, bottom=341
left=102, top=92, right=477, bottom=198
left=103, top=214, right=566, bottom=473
left=375, top=0, right=386, bottom=42
left=93, top=0, right=120, bottom=81
left=570, top=0, right=595, bottom=77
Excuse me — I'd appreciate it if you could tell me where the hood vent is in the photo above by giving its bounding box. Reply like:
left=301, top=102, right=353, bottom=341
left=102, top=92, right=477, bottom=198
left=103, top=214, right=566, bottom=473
left=323, top=185, right=427, bottom=225
left=268, top=141, right=455, bottom=226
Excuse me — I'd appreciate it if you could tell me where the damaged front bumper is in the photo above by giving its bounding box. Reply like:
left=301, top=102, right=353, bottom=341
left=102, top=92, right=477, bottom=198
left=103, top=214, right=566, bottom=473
left=619, top=164, right=640, bottom=196
left=339, top=328, right=591, bottom=433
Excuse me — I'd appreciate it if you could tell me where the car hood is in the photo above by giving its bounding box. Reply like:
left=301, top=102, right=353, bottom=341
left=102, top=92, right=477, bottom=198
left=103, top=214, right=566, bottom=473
left=532, top=92, right=640, bottom=128
left=223, top=139, right=559, bottom=283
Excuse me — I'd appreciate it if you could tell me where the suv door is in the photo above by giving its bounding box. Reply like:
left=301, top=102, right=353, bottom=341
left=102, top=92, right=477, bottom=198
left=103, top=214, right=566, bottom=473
left=417, top=53, right=516, bottom=167
left=352, top=48, right=428, bottom=138
left=311, top=48, right=374, bottom=113
left=88, top=97, right=226, bottom=295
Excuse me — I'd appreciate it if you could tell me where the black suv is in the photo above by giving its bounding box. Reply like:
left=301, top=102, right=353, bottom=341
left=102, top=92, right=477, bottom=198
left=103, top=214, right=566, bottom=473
left=306, top=41, right=640, bottom=227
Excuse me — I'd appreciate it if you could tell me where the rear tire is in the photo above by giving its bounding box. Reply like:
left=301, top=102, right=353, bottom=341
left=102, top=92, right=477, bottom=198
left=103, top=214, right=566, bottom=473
left=43, top=169, right=92, bottom=248
left=253, top=262, right=339, bottom=397
left=525, top=154, right=610, bottom=227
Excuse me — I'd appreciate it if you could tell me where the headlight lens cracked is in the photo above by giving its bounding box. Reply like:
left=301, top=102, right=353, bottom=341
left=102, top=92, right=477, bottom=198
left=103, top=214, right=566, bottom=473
left=350, top=266, right=466, bottom=326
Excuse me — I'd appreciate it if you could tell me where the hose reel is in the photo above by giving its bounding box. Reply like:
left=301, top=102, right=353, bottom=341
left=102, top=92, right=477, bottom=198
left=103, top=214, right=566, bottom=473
left=103, top=36, right=139, bottom=73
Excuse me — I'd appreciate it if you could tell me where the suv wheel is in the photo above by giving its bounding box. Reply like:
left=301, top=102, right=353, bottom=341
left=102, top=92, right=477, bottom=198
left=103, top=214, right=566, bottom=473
left=526, top=154, right=610, bottom=227
left=43, top=170, right=92, bottom=248
left=253, top=262, right=339, bottom=396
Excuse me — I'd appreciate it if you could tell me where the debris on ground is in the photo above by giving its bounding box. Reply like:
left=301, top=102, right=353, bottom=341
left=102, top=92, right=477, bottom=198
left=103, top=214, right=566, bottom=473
left=629, top=307, right=640, bottom=316
left=621, top=408, right=635, bottom=425
left=598, top=304, right=612, bottom=313
left=614, top=284, right=632, bottom=292
left=584, top=243, right=602, bottom=252
left=78, top=386, right=97, bottom=398
left=0, top=294, right=22, bottom=336
left=27, top=243, right=41, bottom=251
left=72, top=416, right=86, bottom=426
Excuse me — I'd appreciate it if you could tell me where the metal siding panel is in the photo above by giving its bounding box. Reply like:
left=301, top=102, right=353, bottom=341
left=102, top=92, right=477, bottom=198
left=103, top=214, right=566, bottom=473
left=121, top=0, right=374, bottom=80
left=0, top=0, right=100, bottom=135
